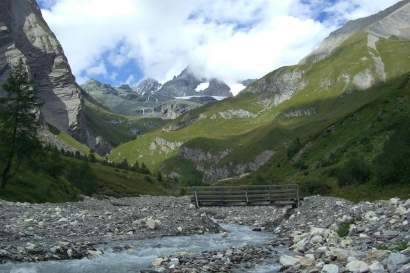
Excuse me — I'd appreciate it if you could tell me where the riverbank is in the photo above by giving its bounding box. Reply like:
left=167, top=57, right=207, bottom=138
left=155, top=196, right=410, bottom=273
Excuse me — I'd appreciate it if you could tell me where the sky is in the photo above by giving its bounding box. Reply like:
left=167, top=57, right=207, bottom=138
left=37, top=0, right=400, bottom=94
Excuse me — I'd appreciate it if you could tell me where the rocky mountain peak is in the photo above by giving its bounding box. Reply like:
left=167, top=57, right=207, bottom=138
left=135, top=78, right=161, bottom=96
left=81, top=79, right=118, bottom=95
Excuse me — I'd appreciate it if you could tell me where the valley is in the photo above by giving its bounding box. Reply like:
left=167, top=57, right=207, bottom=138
left=0, top=1, right=410, bottom=273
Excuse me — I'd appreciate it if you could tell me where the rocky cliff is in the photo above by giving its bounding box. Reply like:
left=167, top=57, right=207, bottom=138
left=0, top=0, right=84, bottom=138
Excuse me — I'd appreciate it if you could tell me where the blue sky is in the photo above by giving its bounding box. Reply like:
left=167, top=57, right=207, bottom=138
left=38, top=0, right=399, bottom=90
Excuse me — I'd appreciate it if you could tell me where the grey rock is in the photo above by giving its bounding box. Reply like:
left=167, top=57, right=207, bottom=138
left=0, top=0, right=83, bottom=138
left=322, top=264, right=339, bottom=273
left=387, top=253, right=409, bottom=272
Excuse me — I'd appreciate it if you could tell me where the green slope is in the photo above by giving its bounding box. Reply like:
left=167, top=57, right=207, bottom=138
left=0, top=152, right=169, bottom=203
left=83, top=97, right=167, bottom=147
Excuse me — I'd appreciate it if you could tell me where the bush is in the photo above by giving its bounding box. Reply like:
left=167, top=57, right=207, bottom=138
left=335, top=158, right=371, bottom=187
left=287, top=138, right=303, bottom=159
left=301, top=180, right=331, bottom=196
left=337, top=219, right=355, bottom=237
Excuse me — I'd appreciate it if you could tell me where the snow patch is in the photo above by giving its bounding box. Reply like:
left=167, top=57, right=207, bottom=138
left=195, top=82, right=210, bottom=92
left=175, top=95, right=226, bottom=101
left=228, top=83, right=246, bottom=96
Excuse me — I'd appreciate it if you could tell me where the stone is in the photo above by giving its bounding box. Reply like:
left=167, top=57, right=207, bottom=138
left=311, top=235, right=324, bottom=244
left=369, top=261, right=384, bottom=273
left=145, top=218, right=160, bottom=230
left=397, top=263, right=410, bottom=273
left=346, top=260, right=369, bottom=273
left=280, top=255, right=301, bottom=267
left=322, top=264, right=339, bottom=273
left=387, top=253, right=409, bottom=272
left=152, top=258, right=165, bottom=267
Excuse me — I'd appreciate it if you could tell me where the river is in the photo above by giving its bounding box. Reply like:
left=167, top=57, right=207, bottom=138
left=0, top=224, right=281, bottom=273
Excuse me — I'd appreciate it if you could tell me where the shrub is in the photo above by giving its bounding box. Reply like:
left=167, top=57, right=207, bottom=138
left=335, top=158, right=371, bottom=187
left=287, top=138, right=303, bottom=159
left=337, top=219, right=355, bottom=237
left=301, top=180, right=331, bottom=196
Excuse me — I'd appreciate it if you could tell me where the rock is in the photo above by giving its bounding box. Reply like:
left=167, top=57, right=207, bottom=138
left=322, top=264, right=339, bottom=273
left=369, top=261, right=384, bottom=273
left=0, top=0, right=84, bottom=137
left=280, top=255, right=301, bottom=267
left=87, top=250, right=103, bottom=257
left=152, top=258, right=165, bottom=267
left=397, top=263, right=410, bottom=273
left=311, top=235, right=324, bottom=244
left=346, top=260, right=369, bottom=273
left=396, top=206, right=408, bottom=215
left=387, top=253, right=409, bottom=272
left=145, top=217, right=160, bottom=230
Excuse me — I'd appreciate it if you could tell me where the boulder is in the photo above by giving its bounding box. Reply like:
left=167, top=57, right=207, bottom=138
left=346, top=260, right=369, bottom=273
left=322, top=264, right=339, bottom=273
left=387, top=253, right=409, bottom=272
left=280, top=255, right=301, bottom=267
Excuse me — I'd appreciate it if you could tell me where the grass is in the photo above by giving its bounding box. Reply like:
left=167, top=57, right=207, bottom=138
left=0, top=154, right=170, bottom=203
left=57, top=131, right=91, bottom=155
left=84, top=98, right=167, bottom=147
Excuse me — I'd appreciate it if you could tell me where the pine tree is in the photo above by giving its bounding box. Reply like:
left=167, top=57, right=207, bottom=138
left=0, top=60, right=42, bottom=188
left=157, top=171, right=163, bottom=182
left=140, top=163, right=150, bottom=175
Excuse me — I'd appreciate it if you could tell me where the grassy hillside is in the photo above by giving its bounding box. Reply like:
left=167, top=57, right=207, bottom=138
left=84, top=97, right=167, bottom=147
left=222, top=75, right=410, bottom=201
left=0, top=150, right=170, bottom=203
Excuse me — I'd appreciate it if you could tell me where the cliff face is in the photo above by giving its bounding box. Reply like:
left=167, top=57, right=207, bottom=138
left=0, top=0, right=84, bottom=138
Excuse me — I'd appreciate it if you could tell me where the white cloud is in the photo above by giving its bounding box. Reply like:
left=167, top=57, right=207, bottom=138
left=41, top=0, right=401, bottom=86
left=86, top=62, right=107, bottom=77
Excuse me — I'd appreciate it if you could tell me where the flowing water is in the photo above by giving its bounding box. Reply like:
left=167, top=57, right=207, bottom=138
left=0, top=225, right=278, bottom=273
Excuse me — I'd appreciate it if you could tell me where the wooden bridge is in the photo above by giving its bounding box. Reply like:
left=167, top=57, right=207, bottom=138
left=191, top=184, right=299, bottom=208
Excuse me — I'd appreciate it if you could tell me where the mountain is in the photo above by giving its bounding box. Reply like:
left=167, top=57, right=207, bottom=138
left=156, top=67, right=234, bottom=99
left=109, top=0, right=410, bottom=199
left=0, top=0, right=84, bottom=139
left=135, top=78, right=161, bottom=97
left=82, top=68, right=234, bottom=119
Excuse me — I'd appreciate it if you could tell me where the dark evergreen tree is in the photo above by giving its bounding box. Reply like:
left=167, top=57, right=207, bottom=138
left=140, top=163, right=150, bottom=175
left=0, top=60, right=42, bottom=188
left=157, top=171, right=163, bottom=182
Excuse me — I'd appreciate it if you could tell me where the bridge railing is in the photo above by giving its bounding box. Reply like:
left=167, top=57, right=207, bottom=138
left=191, top=184, right=299, bottom=208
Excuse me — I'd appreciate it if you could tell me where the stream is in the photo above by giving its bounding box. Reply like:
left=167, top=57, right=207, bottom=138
left=0, top=225, right=280, bottom=273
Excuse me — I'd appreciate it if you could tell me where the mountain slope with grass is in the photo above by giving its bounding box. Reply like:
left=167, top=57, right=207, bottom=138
left=109, top=0, right=410, bottom=200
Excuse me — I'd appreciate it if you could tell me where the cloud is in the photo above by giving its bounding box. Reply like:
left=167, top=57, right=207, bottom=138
left=40, top=0, right=401, bottom=90
left=86, top=62, right=107, bottom=77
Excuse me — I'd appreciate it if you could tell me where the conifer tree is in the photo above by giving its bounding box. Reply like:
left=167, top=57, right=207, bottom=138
left=0, top=60, right=42, bottom=188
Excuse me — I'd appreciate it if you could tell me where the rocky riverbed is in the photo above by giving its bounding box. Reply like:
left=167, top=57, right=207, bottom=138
left=1, top=195, right=410, bottom=273
left=152, top=196, right=410, bottom=273
left=0, top=196, right=222, bottom=262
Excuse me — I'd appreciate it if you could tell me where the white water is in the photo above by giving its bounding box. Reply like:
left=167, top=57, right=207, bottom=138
left=0, top=225, right=275, bottom=273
